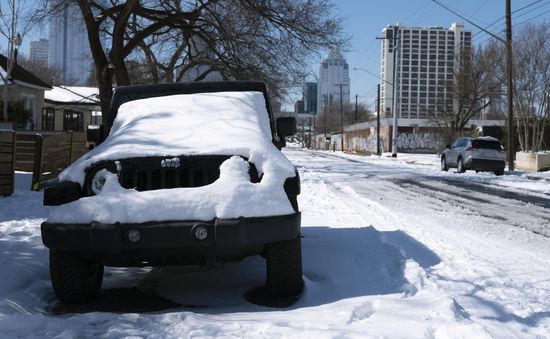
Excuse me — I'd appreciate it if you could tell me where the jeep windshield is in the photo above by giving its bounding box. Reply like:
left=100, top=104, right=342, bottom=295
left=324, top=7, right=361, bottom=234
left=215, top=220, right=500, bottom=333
left=58, top=91, right=292, bottom=185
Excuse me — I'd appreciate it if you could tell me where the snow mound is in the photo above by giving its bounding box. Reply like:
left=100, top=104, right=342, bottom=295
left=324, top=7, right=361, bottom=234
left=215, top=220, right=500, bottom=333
left=58, top=91, right=294, bottom=185
left=48, top=156, right=294, bottom=223
left=49, top=91, right=297, bottom=223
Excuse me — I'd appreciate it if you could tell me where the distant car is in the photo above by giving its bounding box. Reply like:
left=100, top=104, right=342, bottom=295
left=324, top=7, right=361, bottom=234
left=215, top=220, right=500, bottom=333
left=441, top=137, right=506, bottom=175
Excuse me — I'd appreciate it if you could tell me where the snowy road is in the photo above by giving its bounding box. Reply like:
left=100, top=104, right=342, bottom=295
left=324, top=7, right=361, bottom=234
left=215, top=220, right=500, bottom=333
left=0, top=147, right=549, bottom=338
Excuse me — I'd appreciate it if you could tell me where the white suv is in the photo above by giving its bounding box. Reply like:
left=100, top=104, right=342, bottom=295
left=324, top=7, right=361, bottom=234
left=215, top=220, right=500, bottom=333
left=441, top=137, right=506, bottom=175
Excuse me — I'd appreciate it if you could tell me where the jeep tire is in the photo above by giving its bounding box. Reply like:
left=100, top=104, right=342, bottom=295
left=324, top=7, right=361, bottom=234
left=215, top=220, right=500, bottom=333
left=49, top=250, right=104, bottom=304
left=265, top=236, right=303, bottom=297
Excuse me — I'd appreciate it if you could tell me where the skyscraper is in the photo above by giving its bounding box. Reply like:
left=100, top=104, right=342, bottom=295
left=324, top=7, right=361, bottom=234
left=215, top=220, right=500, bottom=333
left=317, top=50, right=350, bottom=115
left=48, top=2, right=94, bottom=85
left=304, top=82, right=318, bottom=114
left=30, top=39, right=48, bottom=67
left=380, top=23, right=471, bottom=122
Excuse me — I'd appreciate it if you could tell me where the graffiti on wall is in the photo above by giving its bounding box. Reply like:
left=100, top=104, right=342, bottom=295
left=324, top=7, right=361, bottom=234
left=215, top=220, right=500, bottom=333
left=347, top=135, right=386, bottom=153
left=396, top=132, right=443, bottom=153
left=344, top=131, right=443, bottom=154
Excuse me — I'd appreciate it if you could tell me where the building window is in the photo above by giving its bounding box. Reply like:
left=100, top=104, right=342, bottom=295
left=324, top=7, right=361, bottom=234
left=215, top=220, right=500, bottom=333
left=42, top=108, right=55, bottom=131
left=90, top=110, right=102, bottom=126
left=63, top=110, right=84, bottom=131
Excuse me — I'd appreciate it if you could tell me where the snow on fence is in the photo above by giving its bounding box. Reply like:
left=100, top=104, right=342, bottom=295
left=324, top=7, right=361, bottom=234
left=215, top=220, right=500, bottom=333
left=13, top=131, right=87, bottom=191
left=0, top=130, right=16, bottom=196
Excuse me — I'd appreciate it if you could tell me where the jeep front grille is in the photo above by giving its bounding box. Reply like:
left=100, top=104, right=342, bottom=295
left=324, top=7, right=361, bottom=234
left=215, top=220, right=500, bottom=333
left=115, top=155, right=259, bottom=192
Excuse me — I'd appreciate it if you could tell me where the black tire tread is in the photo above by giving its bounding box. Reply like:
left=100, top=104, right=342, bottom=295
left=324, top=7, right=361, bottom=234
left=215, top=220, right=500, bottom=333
left=265, top=236, right=303, bottom=297
left=441, top=157, right=448, bottom=171
left=50, top=250, right=104, bottom=304
left=457, top=158, right=465, bottom=173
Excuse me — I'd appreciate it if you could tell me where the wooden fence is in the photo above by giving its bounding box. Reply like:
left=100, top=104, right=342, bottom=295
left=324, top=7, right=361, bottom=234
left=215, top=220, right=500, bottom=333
left=0, top=131, right=16, bottom=196
left=9, top=131, right=88, bottom=191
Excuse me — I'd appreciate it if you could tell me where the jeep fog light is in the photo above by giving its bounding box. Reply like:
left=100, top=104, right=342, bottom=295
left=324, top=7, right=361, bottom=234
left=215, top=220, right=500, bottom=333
left=127, top=229, right=141, bottom=243
left=193, top=225, right=208, bottom=241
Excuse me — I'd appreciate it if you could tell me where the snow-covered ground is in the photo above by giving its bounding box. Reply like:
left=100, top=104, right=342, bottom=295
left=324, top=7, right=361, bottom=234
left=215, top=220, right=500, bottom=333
left=0, top=147, right=549, bottom=338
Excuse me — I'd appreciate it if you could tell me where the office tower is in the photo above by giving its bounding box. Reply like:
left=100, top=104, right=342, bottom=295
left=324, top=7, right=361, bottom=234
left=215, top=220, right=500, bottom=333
left=30, top=39, right=48, bottom=67
left=304, top=82, right=318, bottom=114
left=380, top=23, right=472, bottom=121
left=48, top=2, right=94, bottom=85
left=317, top=49, right=350, bottom=114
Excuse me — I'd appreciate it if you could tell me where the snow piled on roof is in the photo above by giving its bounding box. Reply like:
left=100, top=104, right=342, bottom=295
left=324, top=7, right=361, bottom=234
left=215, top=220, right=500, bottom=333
left=51, top=91, right=296, bottom=223
left=45, top=86, right=99, bottom=104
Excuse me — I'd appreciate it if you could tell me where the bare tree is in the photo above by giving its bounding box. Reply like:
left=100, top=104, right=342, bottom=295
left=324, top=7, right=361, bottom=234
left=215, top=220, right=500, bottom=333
left=512, top=22, right=549, bottom=152
left=435, top=45, right=502, bottom=132
left=0, top=0, right=40, bottom=121
left=315, top=102, right=370, bottom=134
left=36, top=0, right=345, bottom=129
left=17, top=56, right=65, bottom=86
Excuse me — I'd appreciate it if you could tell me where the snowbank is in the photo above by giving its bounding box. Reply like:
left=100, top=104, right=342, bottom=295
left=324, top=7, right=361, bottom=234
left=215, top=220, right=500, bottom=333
left=50, top=91, right=296, bottom=223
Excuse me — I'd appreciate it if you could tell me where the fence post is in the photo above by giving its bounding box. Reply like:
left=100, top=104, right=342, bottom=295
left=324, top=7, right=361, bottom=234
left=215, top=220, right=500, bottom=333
left=0, top=131, right=16, bottom=196
left=69, top=131, right=75, bottom=163
left=31, top=135, right=44, bottom=191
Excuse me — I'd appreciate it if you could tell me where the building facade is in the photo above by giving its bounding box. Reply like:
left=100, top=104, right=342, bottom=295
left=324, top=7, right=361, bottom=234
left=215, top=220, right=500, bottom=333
left=317, top=50, right=350, bottom=115
left=30, top=39, right=48, bottom=67
left=48, top=2, right=94, bottom=85
left=380, top=23, right=472, bottom=123
left=304, top=81, right=318, bottom=114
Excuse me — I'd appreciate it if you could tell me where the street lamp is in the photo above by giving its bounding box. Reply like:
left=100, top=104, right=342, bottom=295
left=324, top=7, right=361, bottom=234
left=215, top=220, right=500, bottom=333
left=2, top=32, right=22, bottom=123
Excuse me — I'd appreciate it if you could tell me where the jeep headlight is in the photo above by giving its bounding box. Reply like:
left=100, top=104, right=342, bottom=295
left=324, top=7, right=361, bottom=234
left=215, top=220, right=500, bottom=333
left=91, top=169, right=111, bottom=195
left=86, top=163, right=118, bottom=195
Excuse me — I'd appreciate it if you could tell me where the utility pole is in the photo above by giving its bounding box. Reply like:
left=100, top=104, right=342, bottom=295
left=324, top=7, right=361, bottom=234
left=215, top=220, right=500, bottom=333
left=506, top=0, right=514, bottom=171
left=377, top=84, right=381, bottom=155
left=334, top=84, right=347, bottom=152
left=323, top=95, right=327, bottom=150
left=340, top=84, right=344, bottom=152
left=390, top=29, right=400, bottom=158
left=355, top=94, right=358, bottom=123
left=378, top=29, right=400, bottom=157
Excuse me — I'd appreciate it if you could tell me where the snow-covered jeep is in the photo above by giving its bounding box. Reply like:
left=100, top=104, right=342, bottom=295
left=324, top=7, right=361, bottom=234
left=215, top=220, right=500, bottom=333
left=41, top=82, right=302, bottom=304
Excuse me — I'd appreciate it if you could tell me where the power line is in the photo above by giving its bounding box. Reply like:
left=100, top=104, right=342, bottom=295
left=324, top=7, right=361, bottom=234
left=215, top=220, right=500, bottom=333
left=474, top=1, right=549, bottom=40
left=478, top=8, right=550, bottom=46
left=432, top=0, right=506, bottom=43
left=473, top=0, right=544, bottom=38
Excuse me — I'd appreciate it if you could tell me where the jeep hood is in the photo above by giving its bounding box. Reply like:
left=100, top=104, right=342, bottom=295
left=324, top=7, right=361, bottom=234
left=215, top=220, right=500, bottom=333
left=58, top=91, right=294, bottom=185
left=48, top=91, right=297, bottom=223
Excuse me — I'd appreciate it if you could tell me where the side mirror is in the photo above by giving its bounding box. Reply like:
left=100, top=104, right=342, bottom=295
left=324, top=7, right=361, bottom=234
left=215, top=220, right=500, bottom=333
left=276, top=117, right=297, bottom=137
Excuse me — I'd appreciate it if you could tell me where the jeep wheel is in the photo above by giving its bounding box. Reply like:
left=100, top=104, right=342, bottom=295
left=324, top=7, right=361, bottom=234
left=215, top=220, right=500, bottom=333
left=49, top=250, right=104, bottom=304
left=494, top=169, right=504, bottom=176
left=265, top=236, right=303, bottom=297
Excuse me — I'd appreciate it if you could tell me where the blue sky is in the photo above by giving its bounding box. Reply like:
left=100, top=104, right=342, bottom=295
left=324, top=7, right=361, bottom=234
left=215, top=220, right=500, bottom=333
left=319, top=0, right=550, bottom=110
left=2, top=0, right=549, bottom=109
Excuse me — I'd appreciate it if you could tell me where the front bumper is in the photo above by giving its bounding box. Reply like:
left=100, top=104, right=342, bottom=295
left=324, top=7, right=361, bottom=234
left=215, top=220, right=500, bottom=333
left=41, top=213, right=300, bottom=266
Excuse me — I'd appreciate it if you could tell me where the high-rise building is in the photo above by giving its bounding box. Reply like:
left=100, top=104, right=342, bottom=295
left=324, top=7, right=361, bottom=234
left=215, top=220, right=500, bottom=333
left=317, top=50, right=350, bottom=115
left=380, top=23, right=471, bottom=122
left=48, top=2, right=94, bottom=85
left=30, top=39, right=48, bottom=67
left=304, top=82, right=318, bottom=114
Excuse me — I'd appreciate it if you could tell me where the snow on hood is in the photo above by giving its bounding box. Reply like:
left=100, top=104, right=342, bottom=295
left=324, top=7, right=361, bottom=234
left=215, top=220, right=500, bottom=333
left=49, top=91, right=296, bottom=223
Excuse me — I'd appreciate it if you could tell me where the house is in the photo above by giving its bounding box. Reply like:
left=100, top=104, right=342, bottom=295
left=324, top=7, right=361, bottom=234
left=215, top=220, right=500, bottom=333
left=0, top=54, right=52, bottom=129
left=42, top=86, right=101, bottom=131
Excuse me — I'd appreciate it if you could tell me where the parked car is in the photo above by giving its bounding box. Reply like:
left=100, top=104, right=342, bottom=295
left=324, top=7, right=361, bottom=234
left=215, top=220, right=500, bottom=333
left=41, top=82, right=303, bottom=304
left=441, top=137, right=506, bottom=175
